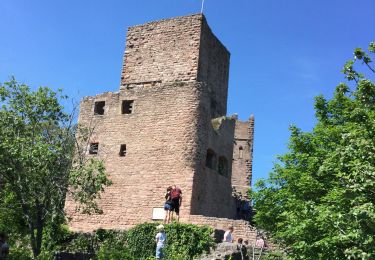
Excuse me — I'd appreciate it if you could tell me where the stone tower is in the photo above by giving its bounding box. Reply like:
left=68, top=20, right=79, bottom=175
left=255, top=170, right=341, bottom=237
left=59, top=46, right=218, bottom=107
left=66, top=14, right=254, bottom=233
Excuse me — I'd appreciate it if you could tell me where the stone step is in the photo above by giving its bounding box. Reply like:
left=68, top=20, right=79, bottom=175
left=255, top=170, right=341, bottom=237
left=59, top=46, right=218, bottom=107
left=183, top=214, right=258, bottom=242
left=199, top=242, right=267, bottom=260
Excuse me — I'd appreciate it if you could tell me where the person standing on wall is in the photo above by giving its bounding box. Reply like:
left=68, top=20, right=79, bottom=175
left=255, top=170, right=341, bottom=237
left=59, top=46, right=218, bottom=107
left=164, top=186, right=173, bottom=224
left=170, top=185, right=182, bottom=222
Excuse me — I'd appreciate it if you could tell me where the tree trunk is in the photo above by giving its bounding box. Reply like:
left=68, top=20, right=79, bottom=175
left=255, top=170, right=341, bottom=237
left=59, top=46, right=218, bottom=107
left=28, top=222, right=38, bottom=258
left=20, top=202, right=39, bottom=259
left=35, top=220, right=43, bottom=258
left=29, top=202, right=44, bottom=259
left=34, top=202, right=44, bottom=259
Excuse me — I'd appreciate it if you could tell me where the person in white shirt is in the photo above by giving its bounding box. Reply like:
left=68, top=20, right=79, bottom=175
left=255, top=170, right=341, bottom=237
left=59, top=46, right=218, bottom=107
left=223, top=226, right=234, bottom=242
left=155, top=225, right=167, bottom=259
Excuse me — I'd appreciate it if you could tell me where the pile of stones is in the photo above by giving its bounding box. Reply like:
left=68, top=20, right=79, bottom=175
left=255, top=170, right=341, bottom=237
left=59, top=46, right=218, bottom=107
left=200, top=242, right=265, bottom=260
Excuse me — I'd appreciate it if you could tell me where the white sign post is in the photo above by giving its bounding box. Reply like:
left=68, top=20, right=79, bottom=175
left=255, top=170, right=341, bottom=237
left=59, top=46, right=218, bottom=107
left=152, top=207, right=165, bottom=220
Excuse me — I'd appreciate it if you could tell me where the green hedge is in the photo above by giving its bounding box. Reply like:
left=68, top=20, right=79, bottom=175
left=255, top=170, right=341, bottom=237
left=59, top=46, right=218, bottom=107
left=7, top=222, right=214, bottom=260
left=126, top=223, right=214, bottom=259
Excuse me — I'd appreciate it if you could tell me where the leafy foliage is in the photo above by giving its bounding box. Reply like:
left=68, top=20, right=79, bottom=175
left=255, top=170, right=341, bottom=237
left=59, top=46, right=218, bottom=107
left=126, top=223, right=157, bottom=259
left=163, top=222, right=214, bottom=259
left=125, top=223, right=214, bottom=260
left=18, top=223, right=213, bottom=260
left=0, top=78, right=111, bottom=258
left=96, top=243, right=134, bottom=260
left=95, top=229, right=133, bottom=260
left=0, top=78, right=210, bottom=259
left=253, top=42, right=375, bottom=259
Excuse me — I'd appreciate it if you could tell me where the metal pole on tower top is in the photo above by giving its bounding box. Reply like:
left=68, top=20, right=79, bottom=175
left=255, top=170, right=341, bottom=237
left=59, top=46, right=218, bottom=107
left=201, top=0, right=205, bottom=14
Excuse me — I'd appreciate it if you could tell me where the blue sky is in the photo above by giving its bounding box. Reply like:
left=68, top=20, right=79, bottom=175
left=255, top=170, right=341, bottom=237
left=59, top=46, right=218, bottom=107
left=1, top=0, right=374, bottom=184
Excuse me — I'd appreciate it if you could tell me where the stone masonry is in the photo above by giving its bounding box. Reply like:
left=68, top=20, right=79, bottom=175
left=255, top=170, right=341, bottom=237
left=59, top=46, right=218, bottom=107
left=65, top=14, right=255, bottom=240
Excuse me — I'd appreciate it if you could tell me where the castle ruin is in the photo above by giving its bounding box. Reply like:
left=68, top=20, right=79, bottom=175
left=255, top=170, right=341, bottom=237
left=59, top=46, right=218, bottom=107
left=66, top=13, right=255, bottom=239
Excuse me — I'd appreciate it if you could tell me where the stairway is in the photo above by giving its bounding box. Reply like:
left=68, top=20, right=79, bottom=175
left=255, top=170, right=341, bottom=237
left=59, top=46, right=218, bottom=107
left=183, top=215, right=257, bottom=243
left=199, top=242, right=266, bottom=260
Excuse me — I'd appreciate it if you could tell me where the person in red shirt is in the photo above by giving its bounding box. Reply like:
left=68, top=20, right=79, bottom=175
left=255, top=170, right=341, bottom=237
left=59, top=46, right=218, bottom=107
left=170, top=185, right=182, bottom=222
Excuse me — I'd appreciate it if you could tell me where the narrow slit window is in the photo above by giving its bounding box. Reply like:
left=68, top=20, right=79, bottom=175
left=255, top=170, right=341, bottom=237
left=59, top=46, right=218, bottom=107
left=205, top=149, right=216, bottom=170
left=94, top=101, right=105, bottom=115
left=239, top=146, right=244, bottom=159
left=89, top=143, right=99, bottom=155
left=122, top=100, right=134, bottom=114
left=218, top=156, right=228, bottom=176
left=119, top=144, right=127, bottom=157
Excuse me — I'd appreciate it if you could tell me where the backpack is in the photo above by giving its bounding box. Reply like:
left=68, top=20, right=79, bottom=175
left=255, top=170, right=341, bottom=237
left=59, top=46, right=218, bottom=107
left=170, top=188, right=181, bottom=199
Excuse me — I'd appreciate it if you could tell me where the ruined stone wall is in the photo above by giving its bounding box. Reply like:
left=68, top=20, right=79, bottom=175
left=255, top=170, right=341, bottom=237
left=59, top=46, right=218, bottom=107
left=184, top=215, right=257, bottom=243
left=190, top=86, right=237, bottom=218
left=120, top=14, right=229, bottom=119
left=121, top=14, right=202, bottom=87
left=232, top=116, right=255, bottom=198
left=66, top=13, right=254, bottom=232
left=188, top=15, right=235, bottom=218
left=197, top=16, right=230, bottom=118
left=65, top=82, right=203, bottom=231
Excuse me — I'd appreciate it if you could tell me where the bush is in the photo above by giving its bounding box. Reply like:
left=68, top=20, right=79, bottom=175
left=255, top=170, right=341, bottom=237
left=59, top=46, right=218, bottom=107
left=42, top=224, right=74, bottom=253
left=262, top=250, right=287, bottom=260
left=64, top=233, right=96, bottom=253
left=126, top=223, right=158, bottom=259
left=36, top=251, right=54, bottom=260
left=164, top=223, right=214, bottom=259
left=4, top=233, right=34, bottom=260
left=126, top=222, right=214, bottom=260
left=96, top=241, right=134, bottom=260
left=5, top=222, right=214, bottom=259
left=7, top=247, right=32, bottom=260
left=95, top=229, right=130, bottom=260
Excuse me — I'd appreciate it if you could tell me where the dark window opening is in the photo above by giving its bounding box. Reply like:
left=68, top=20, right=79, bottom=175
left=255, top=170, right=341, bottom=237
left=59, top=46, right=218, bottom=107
left=122, top=100, right=134, bottom=114
left=119, top=144, right=127, bottom=157
left=89, top=143, right=99, bottom=155
left=210, top=99, right=217, bottom=118
left=218, top=156, right=228, bottom=176
left=94, top=101, right=105, bottom=115
left=205, top=149, right=216, bottom=170
left=239, top=146, right=244, bottom=159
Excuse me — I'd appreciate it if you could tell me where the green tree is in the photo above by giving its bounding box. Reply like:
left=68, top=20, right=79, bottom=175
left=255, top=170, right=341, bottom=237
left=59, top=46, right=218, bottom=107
left=0, top=78, right=111, bottom=258
left=253, top=42, right=375, bottom=259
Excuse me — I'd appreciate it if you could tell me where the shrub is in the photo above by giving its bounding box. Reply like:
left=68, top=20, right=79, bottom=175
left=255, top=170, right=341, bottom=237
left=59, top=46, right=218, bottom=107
left=125, top=222, right=214, bottom=260
left=262, top=250, right=287, bottom=260
left=164, top=223, right=214, bottom=259
left=126, top=223, right=158, bottom=259
left=96, top=240, right=134, bottom=260
left=7, top=247, right=32, bottom=260
left=42, top=224, right=74, bottom=253
left=6, top=222, right=214, bottom=259
left=36, top=251, right=54, bottom=260
left=95, top=229, right=130, bottom=260
left=64, top=233, right=97, bottom=253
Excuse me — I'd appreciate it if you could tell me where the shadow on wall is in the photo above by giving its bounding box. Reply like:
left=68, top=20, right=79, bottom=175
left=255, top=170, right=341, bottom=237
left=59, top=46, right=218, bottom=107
left=234, top=194, right=252, bottom=221
left=213, top=229, right=225, bottom=243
